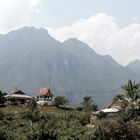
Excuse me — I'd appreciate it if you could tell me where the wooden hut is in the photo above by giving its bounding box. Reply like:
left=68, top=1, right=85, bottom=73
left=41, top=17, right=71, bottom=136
left=5, top=89, right=32, bottom=105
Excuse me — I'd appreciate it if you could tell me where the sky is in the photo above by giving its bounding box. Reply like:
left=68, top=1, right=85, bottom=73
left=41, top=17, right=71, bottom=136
left=0, top=0, right=140, bottom=65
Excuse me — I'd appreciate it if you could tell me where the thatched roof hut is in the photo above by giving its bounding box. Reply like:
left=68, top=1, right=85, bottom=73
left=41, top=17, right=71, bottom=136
left=5, top=89, right=32, bottom=99
left=11, top=89, right=26, bottom=95
left=4, top=89, right=32, bottom=105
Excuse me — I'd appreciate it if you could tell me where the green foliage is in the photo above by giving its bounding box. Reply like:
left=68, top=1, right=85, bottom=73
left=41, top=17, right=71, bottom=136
left=28, top=98, right=37, bottom=111
left=63, top=111, right=91, bottom=126
left=114, top=80, right=140, bottom=119
left=0, top=129, right=8, bottom=140
left=0, top=110, right=4, bottom=120
left=21, top=109, right=47, bottom=124
left=118, top=108, right=134, bottom=122
left=0, top=105, right=140, bottom=140
left=81, top=96, right=98, bottom=112
left=115, top=80, right=140, bottom=109
left=53, top=96, right=68, bottom=107
left=96, top=111, right=107, bottom=119
left=94, top=118, right=140, bottom=140
left=0, top=90, right=5, bottom=105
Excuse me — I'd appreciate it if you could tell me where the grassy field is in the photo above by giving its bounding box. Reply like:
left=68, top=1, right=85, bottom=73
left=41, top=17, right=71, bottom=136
left=1, top=105, right=84, bottom=117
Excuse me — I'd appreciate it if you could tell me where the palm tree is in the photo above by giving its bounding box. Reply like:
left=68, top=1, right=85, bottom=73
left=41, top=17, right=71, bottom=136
left=113, top=80, right=140, bottom=111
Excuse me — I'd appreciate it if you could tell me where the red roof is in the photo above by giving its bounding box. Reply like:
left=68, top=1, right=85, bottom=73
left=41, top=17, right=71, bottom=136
left=38, top=88, right=53, bottom=97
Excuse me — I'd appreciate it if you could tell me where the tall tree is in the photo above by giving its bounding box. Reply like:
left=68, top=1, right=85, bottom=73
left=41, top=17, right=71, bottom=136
left=114, top=80, right=140, bottom=113
left=0, top=90, right=5, bottom=105
left=82, top=96, right=98, bottom=112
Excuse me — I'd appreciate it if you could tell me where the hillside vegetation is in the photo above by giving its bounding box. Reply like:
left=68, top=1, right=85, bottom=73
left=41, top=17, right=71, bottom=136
left=0, top=105, right=140, bottom=140
left=0, top=80, right=140, bottom=140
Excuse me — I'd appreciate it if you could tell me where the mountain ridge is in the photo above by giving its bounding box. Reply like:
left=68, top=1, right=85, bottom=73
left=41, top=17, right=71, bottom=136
left=0, top=26, right=139, bottom=107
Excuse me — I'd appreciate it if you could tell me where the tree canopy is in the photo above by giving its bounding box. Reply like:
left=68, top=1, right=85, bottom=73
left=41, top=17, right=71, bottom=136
left=0, top=90, right=5, bottom=105
left=114, top=80, right=140, bottom=110
left=53, top=96, right=68, bottom=107
left=81, top=96, right=98, bottom=112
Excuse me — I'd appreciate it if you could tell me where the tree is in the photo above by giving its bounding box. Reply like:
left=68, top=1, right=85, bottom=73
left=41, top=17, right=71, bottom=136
left=53, top=96, right=68, bottom=107
left=93, top=117, right=140, bottom=140
left=81, top=96, right=98, bottom=112
left=114, top=80, right=140, bottom=118
left=28, top=98, right=37, bottom=111
left=0, top=90, right=5, bottom=105
left=114, top=80, right=140, bottom=109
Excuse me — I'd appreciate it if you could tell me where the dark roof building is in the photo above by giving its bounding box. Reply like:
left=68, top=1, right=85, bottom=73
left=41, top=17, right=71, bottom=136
left=11, top=89, right=26, bottom=95
left=4, top=89, right=32, bottom=105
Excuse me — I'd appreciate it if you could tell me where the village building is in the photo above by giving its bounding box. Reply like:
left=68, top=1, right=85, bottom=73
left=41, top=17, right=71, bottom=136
left=4, top=89, right=32, bottom=105
left=37, top=87, right=53, bottom=105
left=91, top=100, right=121, bottom=122
left=106, top=100, right=121, bottom=108
left=95, top=106, right=120, bottom=114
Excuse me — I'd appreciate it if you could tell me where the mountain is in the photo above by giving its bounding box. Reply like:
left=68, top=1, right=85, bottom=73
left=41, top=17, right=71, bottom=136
left=127, top=59, right=140, bottom=75
left=62, top=38, right=139, bottom=105
left=0, top=27, right=139, bottom=107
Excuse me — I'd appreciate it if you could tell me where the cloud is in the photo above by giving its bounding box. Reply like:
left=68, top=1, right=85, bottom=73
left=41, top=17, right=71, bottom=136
left=0, top=0, right=42, bottom=33
left=48, top=13, right=140, bottom=65
left=0, top=3, right=139, bottom=66
left=131, top=16, right=139, bottom=22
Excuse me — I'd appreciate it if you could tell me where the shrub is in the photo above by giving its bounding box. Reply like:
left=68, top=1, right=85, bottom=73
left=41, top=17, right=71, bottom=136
left=28, top=98, right=37, bottom=111
left=81, top=96, right=98, bottom=112
left=0, top=110, right=4, bottom=120
left=96, top=111, right=107, bottom=119
left=21, top=110, right=41, bottom=122
left=118, top=108, right=134, bottom=122
left=0, top=90, right=5, bottom=105
left=0, top=130, right=8, bottom=140
left=93, top=118, right=140, bottom=140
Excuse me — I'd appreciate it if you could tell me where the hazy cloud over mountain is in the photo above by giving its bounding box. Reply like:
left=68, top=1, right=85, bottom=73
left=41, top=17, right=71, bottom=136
left=48, top=13, right=140, bottom=65
left=0, top=0, right=140, bottom=65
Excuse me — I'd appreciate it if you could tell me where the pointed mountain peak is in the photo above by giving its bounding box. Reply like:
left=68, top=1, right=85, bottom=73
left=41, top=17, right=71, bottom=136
left=0, top=26, right=61, bottom=48
left=127, top=59, right=140, bottom=72
left=63, top=37, right=79, bottom=42
left=8, top=26, right=49, bottom=35
left=102, top=55, right=122, bottom=67
left=4, top=26, right=59, bottom=43
left=133, top=59, right=140, bottom=63
left=63, top=37, right=93, bottom=50
left=127, top=59, right=140, bottom=66
left=63, top=38, right=99, bottom=55
left=63, top=37, right=87, bottom=45
left=19, top=26, right=38, bottom=31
